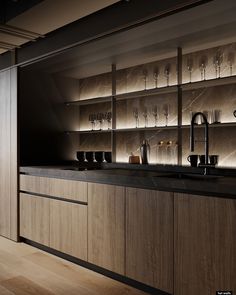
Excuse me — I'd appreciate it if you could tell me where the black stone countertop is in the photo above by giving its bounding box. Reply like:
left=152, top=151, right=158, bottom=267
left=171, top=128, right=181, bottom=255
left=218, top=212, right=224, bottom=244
left=20, top=164, right=236, bottom=199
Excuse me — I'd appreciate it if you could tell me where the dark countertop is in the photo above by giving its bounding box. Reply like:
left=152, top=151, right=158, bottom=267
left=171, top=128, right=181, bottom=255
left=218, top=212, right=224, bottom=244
left=20, top=164, right=236, bottom=199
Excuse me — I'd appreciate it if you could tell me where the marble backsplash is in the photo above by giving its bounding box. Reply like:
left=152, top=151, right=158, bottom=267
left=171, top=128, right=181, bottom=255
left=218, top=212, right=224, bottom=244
left=74, top=41, right=236, bottom=167
left=182, top=83, right=236, bottom=125
left=115, top=129, right=178, bottom=164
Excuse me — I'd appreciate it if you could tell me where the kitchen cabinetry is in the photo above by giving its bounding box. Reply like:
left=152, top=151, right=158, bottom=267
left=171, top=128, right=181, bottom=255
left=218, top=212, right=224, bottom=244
left=0, top=67, right=17, bottom=241
left=88, top=183, right=125, bottom=275
left=126, top=187, right=173, bottom=294
left=19, top=175, right=88, bottom=261
left=20, top=193, right=50, bottom=246
left=174, top=193, right=236, bottom=295
left=50, top=199, right=87, bottom=261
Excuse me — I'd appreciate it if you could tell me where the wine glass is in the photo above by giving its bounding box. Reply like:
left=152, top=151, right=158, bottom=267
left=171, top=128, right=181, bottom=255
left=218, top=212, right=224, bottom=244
left=213, top=51, right=223, bottom=78
left=153, top=67, right=159, bottom=88
left=106, top=111, right=112, bottom=129
left=199, top=56, right=207, bottom=80
left=97, top=112, right=104, bottom=130
left=186, top=57, right=193, bottom=82
left=133, top=108, right=139, bottom=128
left=163, top=104, right=170, bottom=126
left=142, top=107, right=148, bottom=128
left=142, top=69, right=148, bottom=90
left=152, top=106, right=159, bottom=127
left=228, top=52, right=235, bottom=76
left=164, top=64, right=171, bottom=86
left=89, top=114, right=95, bottom=130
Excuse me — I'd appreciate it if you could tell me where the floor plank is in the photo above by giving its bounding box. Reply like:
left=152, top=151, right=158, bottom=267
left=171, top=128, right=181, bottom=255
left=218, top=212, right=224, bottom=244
left=0, top=237, right=147, bottom=295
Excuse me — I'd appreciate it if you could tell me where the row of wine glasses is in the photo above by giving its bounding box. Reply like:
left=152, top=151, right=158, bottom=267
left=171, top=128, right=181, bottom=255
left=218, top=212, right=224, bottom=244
left=186, top=50, right=235, bottom=82
left=133, top=104, right=170, bottom=128
left=88, top=112, right=112, bottom=130
left=142, top=64, right=172, bottom=89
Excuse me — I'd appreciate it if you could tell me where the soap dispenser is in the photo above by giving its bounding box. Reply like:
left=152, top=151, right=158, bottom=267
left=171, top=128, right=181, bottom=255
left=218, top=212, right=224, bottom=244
left=140, top=139, right=150, bottom=164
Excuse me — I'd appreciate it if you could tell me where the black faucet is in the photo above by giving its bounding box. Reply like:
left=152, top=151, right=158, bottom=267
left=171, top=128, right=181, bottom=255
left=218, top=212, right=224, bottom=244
left=190, top=112, right=209, bottom=166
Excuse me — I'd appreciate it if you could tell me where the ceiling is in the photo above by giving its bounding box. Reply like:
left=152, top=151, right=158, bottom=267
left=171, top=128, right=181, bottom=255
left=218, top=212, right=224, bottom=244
left=0, top=0, right=120, bottom=54
left=25, top=0, right=236, bottom=79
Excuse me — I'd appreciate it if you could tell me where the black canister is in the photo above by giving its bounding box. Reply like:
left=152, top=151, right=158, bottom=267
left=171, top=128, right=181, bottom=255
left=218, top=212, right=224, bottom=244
left=140, top=139, right=150, bottom=164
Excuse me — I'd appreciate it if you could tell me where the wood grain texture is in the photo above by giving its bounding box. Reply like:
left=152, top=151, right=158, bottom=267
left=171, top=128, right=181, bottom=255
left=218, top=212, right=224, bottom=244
left=20, top=193, right=50, bottom=246
left=10, top=67, right=18, bottom=241
left=0, top=68, right=18, bottom=241
left=20, top=175, right=88, bottom=202
left=174, top=193, right=236, bottom=295
left=88, top=183, right=125, bottom=275
left=0, top=236, right=146, bottom=295
left=50, top=199, right=87, bottom=261
left=126, top=187, right=173, bottom=293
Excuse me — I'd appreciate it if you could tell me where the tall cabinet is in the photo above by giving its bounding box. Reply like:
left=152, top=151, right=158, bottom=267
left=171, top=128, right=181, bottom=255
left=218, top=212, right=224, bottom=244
left=0, top=67, right=18, bottom=241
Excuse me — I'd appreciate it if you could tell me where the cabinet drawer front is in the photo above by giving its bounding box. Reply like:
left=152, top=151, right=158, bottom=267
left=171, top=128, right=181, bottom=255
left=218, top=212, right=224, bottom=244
left=20, top=193, right=50, bottom=246
left=20, top=175, right=87, bottom=202
left=50, top=199, right=87, bottom=261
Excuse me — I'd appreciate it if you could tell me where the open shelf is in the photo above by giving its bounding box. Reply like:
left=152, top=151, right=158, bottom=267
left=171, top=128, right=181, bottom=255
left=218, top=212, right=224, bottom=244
left=115, top=126, right=178, bottom=132
left=65, top=95, right=112, bottom=106
left=66, top=129, right=112, bottom=134
left=182, top=75, right=236, bottom=91
left=181, top=122, right=236, bottom=129
left=115, top=85, right=178, bottom=101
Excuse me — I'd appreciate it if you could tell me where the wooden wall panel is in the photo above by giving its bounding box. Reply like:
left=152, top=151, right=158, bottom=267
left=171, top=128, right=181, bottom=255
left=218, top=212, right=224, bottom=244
left=0, top=67, right=18, bottom=241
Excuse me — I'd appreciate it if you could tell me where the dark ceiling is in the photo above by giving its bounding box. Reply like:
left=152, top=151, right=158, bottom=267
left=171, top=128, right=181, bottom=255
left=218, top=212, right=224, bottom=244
left=0, top=0, right=44, bottom=23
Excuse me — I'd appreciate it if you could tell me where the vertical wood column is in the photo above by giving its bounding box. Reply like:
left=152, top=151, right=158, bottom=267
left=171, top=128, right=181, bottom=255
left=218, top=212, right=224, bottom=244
left=0, top=67, right=18, bottom=241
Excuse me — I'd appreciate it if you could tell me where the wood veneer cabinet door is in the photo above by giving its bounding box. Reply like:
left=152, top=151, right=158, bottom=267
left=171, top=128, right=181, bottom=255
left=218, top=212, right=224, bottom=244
left=50, top=199, right=87, bottom=261
left=126, top=188, right=173, bottom=293
left=20, top=193, right=50, bottom=246
left=88, top=183, right=125, bottom=275
left=0, top=68, right=17, bottom=241
left=174, top=193, right=236, bottom=295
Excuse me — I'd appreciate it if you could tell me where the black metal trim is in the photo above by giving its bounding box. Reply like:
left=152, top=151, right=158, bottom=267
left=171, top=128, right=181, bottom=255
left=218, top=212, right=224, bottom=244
left=21, top=238, right=171, bottom=295
left=20, top=191, right=88, bottom=206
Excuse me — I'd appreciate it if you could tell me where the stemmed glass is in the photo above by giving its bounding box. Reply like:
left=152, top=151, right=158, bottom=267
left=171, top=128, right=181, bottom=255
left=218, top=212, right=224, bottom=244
left=213, top=51, right=223, bottom=78
left=143, top=107, right=148, bottom=128
left=199, top=56, right=207, bottom=80
left=186, top=57, right=193, bottom=82
left=163, top=104, right=170, bottom=126
left=152, top=106, right=158, bottom=127
left=97, top=113, right=104, bottom=130
left=164, top=64, right=171, bottom=86
left=153, top=67, right=159, bottom=88
left=228, top=52, right=235, bottom=76
left=89, top=113, right=96, bottom=130
left=133, top=108, right=139, bottom=128
left=143, top=69, right=148, bottom=90
left=106, top=111, right=112, bottom=129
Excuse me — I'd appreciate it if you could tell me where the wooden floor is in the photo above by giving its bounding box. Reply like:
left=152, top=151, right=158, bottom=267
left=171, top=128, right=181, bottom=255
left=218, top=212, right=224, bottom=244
left=0, top=236, right=147, bottom=295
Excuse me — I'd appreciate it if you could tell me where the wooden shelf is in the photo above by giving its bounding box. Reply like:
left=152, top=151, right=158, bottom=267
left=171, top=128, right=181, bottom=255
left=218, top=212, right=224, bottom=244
left=115, top=85, right=178, bottom=101
left=65, top=96, right=112, bottom=106
left=182, top=75, right=236, bottom=91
